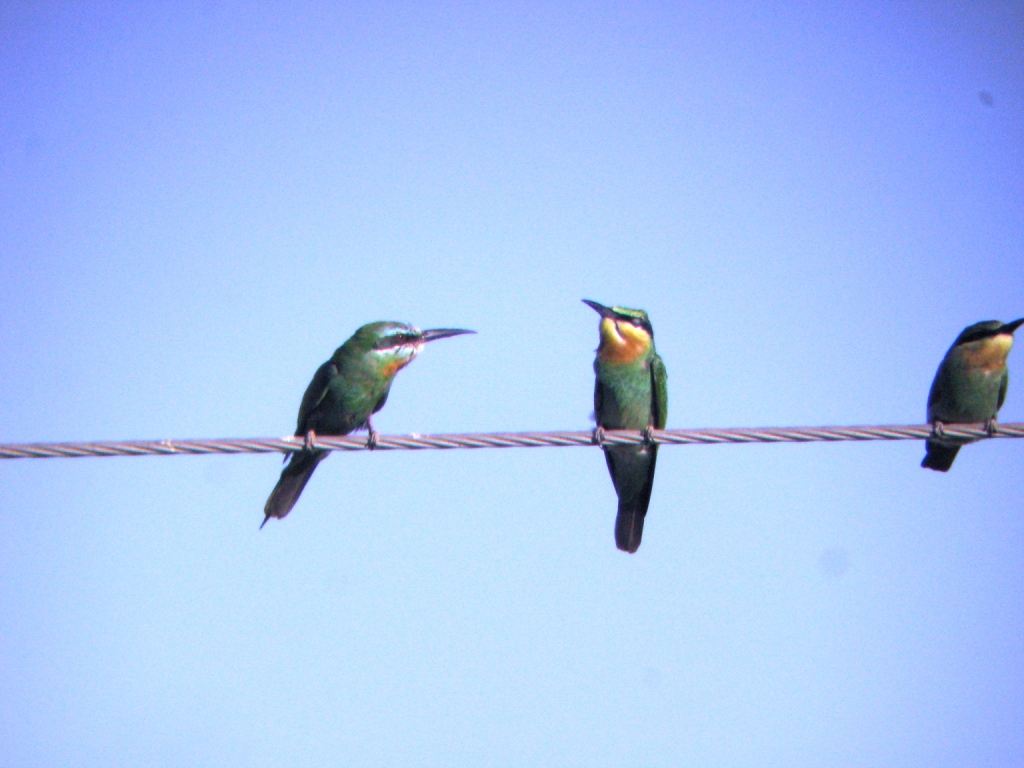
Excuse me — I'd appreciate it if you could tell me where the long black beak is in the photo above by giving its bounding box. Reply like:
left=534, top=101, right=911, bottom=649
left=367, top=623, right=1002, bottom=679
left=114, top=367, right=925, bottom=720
left=582, top=299, right=615, bottom=318
left=420, top=328, right=476, bottom=343
left=1001, top=318, right=1024, bottom=335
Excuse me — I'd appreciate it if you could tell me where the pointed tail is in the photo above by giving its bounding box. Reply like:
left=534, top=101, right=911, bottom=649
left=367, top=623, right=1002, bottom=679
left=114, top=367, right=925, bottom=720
left=921, top=441, right=960, bottom=472
left=605, top=445, right=659, bottom=554
left=262, top=449, right=328, bottom=526
left=615, top=501, right=646, bottom=554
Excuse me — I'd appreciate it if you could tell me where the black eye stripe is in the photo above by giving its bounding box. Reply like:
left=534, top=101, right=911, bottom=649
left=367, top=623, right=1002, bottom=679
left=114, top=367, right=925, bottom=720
left=616, top=315, right=654, bottom=337
left=377, top=332, right=417, bottom=349
left=961, top=332, right=994, bottom=344
left=955, top=325, right=1004, bottom=346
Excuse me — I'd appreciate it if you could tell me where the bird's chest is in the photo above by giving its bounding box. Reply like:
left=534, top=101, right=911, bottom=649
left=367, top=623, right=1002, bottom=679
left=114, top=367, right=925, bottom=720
left=598, top=362, right=653, bottom=429
left=931, top=362, right=1004, bottom=422
left=321, top=376, right=390, bottom=432
left=961, top=335, right=1013, bottom=373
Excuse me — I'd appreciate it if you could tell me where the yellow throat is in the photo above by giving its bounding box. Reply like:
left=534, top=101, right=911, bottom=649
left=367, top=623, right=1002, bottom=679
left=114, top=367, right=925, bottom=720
left=961, top=333, right=1014, bottom=373
left=598, top=317, right=651, bottom=364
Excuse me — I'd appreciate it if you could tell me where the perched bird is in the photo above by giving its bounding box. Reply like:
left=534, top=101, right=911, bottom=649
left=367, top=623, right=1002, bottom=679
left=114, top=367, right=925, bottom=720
left=583, top=299, right=668, bottom=553
left=262, top=322, right=474, bottom=526
left=922, top=317, right=1023, bottom=472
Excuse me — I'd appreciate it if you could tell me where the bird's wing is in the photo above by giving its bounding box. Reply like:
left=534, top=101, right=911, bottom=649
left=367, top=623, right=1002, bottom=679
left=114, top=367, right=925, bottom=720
left=651, top=352, right=669, bottom=429
left=295, top=361, right=338, bottom=434
left=926, top=351, right=957, bottom=416
left=926, top=367, right=944, bottom=411
left=998, top=369, right=1009, bottom=411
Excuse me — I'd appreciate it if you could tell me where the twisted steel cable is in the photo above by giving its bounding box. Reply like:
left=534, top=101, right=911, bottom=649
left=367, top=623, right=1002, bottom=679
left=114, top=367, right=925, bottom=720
left=0, top=422, right=1022, bottom=460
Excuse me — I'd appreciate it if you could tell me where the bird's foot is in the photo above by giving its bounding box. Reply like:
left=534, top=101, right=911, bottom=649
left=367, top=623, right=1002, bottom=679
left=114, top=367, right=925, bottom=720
left=304, top=430, right=317, bottom=451
left=591, top=426, right=606, bottom=446
left=361, top=414, right=380, bottom=450
left=642, top=426, right=656, bottom=451
left=984, top=417, right=998, bottom=437
left=930, top=421, right=946, bottom=440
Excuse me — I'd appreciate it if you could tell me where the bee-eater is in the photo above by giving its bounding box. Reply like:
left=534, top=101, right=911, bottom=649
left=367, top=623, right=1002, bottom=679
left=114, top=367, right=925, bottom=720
left=583, top=299, right=668, bottom=553
left=262, top=322, right=474, bottom=526
left=922, top=317, right=1023, bottom=472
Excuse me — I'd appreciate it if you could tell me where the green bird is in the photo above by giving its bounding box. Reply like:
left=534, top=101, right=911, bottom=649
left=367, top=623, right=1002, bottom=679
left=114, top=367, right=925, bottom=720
left=922, top=317, right=1023, bottom=472
left=583, top=299, right=668, bottom=553
left=262, top=322, right=474, bottom=527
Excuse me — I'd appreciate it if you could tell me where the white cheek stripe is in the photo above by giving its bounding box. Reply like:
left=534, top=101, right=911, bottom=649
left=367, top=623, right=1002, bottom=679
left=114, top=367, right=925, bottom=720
left=372, top=342, right=424, bottom=359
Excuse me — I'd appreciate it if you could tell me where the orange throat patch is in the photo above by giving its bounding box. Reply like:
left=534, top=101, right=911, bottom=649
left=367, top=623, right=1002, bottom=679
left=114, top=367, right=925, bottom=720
left=381, top=358, right=412, bottom=379
left=961, top=333, right=1014, bottom=373
left=597, top=317, right=651, bottom=364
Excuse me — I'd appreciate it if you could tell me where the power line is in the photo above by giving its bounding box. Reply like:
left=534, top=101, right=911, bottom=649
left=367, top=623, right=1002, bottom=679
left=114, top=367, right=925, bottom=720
left=0, top=422, right=1021, bottom=460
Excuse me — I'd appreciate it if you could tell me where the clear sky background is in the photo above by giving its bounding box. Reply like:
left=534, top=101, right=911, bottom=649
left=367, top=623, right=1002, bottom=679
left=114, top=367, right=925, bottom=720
left=1, top=2, right=1022, bottom=765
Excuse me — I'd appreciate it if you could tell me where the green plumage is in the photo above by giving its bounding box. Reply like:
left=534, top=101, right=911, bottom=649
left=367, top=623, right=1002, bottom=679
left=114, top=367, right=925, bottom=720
left=262, top=322, right=473, bottom=526
left=922, top=318, right=1022, bottom=472
left=584, top=300, right=668, bottom=553
left=293, top=323, right=405, bottom=438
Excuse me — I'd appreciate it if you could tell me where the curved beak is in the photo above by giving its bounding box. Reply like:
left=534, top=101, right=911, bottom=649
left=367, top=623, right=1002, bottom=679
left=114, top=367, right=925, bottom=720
left=582, top=299, right=614, bottom=318
left=420, top=328, right=476, bottom=343
left=1001, top=318, right=1024, bottom=335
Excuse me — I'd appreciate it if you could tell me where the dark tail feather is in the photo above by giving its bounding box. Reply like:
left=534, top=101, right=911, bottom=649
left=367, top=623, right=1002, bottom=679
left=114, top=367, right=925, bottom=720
left=262, top=450, right=328, bottom=526
left=615, top=503, right=646, bottom=554
left=921, top=441, right=960, bottom=472
left=605, top=445, right=658, bottom=554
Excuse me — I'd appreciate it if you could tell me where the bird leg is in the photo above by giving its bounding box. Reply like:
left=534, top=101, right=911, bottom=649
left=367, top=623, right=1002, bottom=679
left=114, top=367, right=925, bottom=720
left=930, top=421, right=945, bottom=440
left=984, top=417, right=998, bottom=437
left=365, top=417, right=379, bottom=450
left=591, top=426, right=606, bottom=446
left=304, top=429, right=317, bottom=451
left=642, top=426, right=656, bottom=451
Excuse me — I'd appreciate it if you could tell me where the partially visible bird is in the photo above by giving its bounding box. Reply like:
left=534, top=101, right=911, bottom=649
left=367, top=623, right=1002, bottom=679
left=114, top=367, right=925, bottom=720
left=583, top=299, right=668, bottom=553
left=262, top=322, right=474, bottom=526
left=922, top=318, right=1023, bottom=472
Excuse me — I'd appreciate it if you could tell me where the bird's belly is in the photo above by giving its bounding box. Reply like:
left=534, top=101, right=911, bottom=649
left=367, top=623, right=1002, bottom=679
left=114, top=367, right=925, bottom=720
left=312, top=385, right=380, bottom=435
left=928, top=368, right=1003, bottom=424
left=598, top=380, right=653, bottom=430
left=314, top=409, right=366, bottom=435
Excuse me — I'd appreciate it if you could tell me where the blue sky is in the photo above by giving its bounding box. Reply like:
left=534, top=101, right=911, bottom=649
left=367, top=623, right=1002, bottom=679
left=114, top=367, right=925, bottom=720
left=1, top=2, right=1022, bottom=765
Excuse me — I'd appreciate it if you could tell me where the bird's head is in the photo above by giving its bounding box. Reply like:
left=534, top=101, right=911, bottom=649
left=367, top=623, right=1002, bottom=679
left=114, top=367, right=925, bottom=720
left=952, top=318, right=1024, bottom=371
left=354, top=322, right=475, bottom=379
left=582, top=299, right=654, bottom=364
left=953, top=319, right=1023, bottom=346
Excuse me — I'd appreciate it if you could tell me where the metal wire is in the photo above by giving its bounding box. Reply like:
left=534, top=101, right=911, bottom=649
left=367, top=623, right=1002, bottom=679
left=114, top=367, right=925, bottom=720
left=0, top=423, right=1021, bottom=460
